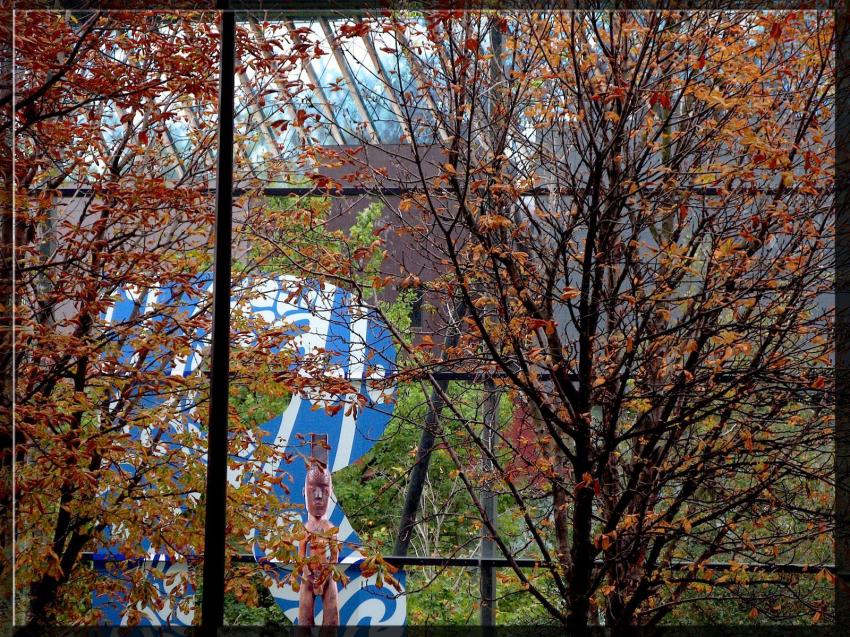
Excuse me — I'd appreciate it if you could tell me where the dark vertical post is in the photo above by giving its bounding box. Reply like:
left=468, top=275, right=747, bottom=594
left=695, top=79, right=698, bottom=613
left=201, top=4, right=235, bottom=630
left=393, top=301, right=466, bottom=556
left=393, top=378, right=448, bottom=556
left=480, top=379, right=499, bottom=626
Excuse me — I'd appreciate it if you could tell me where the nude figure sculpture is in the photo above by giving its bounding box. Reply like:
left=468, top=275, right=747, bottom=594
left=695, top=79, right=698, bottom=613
left=297, top=435, right=340, bottom=627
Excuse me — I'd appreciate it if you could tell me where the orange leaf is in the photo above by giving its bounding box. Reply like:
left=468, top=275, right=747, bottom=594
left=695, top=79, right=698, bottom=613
left=325, top=403, right=343, bottom=417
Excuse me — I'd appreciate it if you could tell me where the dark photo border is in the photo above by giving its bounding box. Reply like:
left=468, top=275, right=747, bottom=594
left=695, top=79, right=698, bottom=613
left=2, top=2, right=843, bottom=635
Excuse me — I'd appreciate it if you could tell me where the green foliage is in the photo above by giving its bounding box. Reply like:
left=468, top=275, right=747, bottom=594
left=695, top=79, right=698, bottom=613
left=406, top=567, right=478, bottom=624
left=332, top=381, right=426, bottom=552
left=231, top=384, right=291, bottom=430
left=223, top=583, right=291, bottom=628
left=196, top=579, right=292, bottom=628
left=333, top=380, right=521, bottom=622
left=349, top=202, right=385, bottom=278
left=380, top=287, right=417, bottom=350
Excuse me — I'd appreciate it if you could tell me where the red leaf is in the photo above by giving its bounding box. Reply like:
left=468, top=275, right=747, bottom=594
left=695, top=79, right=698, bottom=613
left=325, top=403, right=343, bottom=417
left=649, top=91, right=671, bottom=110
left=338, top=22, right=369, bottom=38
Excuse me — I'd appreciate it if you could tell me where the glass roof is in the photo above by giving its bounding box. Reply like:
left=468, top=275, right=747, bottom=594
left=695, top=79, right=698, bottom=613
left=50, top=16, right=466, bottom=191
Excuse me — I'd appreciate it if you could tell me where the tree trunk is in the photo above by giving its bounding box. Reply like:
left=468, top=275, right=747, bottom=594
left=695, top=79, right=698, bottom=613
left=28, top=576, right=62, bottom=625
left=566, top=427, right=594, bottom=633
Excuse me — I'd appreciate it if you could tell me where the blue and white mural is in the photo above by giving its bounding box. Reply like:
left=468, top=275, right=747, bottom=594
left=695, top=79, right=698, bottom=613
left=92, top=274, right=405, bottom=626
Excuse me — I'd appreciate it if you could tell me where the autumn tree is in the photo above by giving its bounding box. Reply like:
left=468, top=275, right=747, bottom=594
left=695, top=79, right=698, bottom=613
left=9, top=10, right=346, bottom=624
left=268, top=10, right=835, bottom=628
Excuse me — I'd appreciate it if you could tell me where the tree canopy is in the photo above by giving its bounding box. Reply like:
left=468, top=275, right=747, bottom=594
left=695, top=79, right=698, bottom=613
left=282, top=10, right=835, bottom=628
left=7, top=9, right=836, bottom=628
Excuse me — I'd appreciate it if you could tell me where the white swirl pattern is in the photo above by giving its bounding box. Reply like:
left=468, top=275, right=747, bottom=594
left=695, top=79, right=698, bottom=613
left=92, top=274, right=405, bottom=625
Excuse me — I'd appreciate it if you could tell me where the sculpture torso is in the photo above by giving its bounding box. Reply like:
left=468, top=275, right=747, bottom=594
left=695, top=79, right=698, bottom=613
left=304, top=517, right=335, bottom=595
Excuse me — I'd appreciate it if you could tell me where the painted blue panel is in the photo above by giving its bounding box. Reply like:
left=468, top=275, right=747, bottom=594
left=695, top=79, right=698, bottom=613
left=266, top=561, right=406, bottom=625
left=92, top=275, right=404, bottom=625
left=92, top=558, right=195, bottom=627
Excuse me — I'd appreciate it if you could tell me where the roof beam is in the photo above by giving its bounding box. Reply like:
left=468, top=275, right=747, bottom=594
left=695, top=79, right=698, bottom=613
left=112, top=101, right=186, bottom=181
left=393, top=29, right=451, bottom=144
left=432, top=22, right=493, bottom=156
left=283, top=19, right=347, bottom=146
left=180, top=102, right=257, bottom=185
left=359, top=27, right=415, bottom=145
left=236, top=69, right=285, bottom=167
left=105, top=37, right=187, bottom=180
left=247, top=16, right=311, bottom=149
left=181, top=106, right=217, bottom=177
left=318, top=17, right=380, bottom=144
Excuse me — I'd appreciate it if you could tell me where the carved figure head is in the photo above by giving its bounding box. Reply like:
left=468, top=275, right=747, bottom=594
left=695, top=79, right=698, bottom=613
left=305, top=461, right=332, bottom=519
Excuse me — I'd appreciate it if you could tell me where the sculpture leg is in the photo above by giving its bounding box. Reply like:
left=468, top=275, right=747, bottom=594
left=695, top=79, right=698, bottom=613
left=321, top=577, right=340, bottom=626
left=297, top=580, right=314, bottom=627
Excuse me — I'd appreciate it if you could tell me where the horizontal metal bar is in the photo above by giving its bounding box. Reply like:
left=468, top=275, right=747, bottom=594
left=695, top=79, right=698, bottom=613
left=55, top=186, right=412, bottom=198
left=202, top=369, right=818, bottom=386
left=385, top=557, right=837, bottom=574
left=81, top=552, right=835, bottom=574
left=202, top=371, right=572, bottom=382
left=53, top=185, right=830, bottom=199
left=401, top=371, right=566, bottom=382
left=226, top=7, right=382, bottom=18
